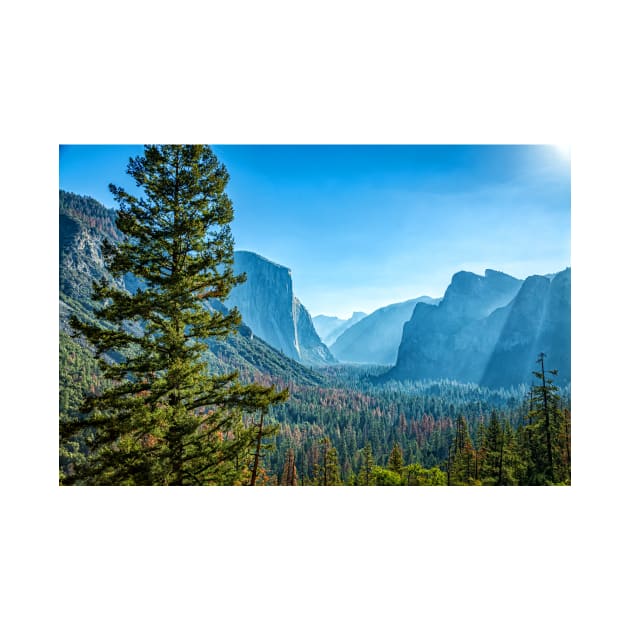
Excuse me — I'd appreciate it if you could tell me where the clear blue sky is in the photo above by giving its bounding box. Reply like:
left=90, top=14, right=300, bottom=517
left=59, top=145, right=570, bottom=319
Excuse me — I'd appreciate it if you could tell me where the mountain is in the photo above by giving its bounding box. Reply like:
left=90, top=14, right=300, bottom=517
left=225, top=251, right=336, bottom=367
left=386, top=268, right=570, bottom=387
left=330, top=296, right=440, bottom=365
left=312, top=312, right=367, bottom=346
left=59, top=191, right=327, bottom=389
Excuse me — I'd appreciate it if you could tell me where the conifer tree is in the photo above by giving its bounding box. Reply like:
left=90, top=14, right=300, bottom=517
left=323, top=443, right=341, bottom=486
left=481, top=411, right=504, bottom=485
left=280, top=448, right=299, bottom=486
left=359, top=442, right=375, bottom=485
left=388, top=442, right=404, bottom=477
left=313, top=437, right=341, bottom=486
left=448, top=416, right=476, bottom=485
left=60, top=145, right=288, bottom=485
left=249, top=407, right=283, bottom=486
left=527, top=353, right=565, bottom=484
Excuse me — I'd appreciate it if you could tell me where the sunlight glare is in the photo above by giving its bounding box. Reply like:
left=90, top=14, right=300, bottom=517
left=553, top=144, right=571, bottom=160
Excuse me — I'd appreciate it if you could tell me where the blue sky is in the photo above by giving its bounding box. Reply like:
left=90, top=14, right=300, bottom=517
left=59, top=145, right=570, bottom=318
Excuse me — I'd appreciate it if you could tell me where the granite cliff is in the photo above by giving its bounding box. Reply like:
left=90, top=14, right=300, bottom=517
left=226, top=251, right=336, bottom=367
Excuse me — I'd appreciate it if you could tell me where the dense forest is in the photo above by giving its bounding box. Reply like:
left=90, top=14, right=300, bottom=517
left=61, top=328, right=570, bottom=485
left=59, top=146, right=570, bottom=486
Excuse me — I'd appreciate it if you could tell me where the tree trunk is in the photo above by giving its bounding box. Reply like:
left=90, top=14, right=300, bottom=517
left=249, top=411, right=266, bottom=486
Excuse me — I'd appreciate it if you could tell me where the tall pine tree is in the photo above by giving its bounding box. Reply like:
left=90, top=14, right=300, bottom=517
left=60, top=145, right=287, bottom=485
left=525, top=353, right=569, bottom=484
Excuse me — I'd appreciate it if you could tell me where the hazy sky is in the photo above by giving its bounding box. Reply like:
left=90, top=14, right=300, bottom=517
left=59, top=145, right=570, bottom=319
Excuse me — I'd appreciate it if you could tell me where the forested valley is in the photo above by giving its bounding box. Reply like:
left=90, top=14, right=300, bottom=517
left=61, top=327, right=570, bottom=485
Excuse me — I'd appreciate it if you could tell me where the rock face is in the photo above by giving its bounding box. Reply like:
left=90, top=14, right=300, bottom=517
left=60, top=191, right=120, bottom=299
left=330, top=296, right=440, bottom=365
left=388, top=270, right=523, bottom=381
left=59, top=191, right=125, bottom=332
left=312, top=312, right=367, bottom=346
left=226, top=251, right=336, bottom=367
left=481, top=269, right=571, bottom=388
left=386, top=268, right=570, bottom=387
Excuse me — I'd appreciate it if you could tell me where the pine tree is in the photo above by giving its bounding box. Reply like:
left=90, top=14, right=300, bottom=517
left=480, top=411, right=504, bottom=485
left=388, top=442, right=404, bottom=477
left=527, top=353, right=565, bottom=484
left=448, top=416, right=476, bottom=485
left=323, top=443, right=341, bottom=486
left=60, top=145, right=288, bottom=485
left=280, top=448, right=299, bottom=486
left=314, top=437, right=341, bottom=486
left=249, top=407, right=283, bottom=486
left=359, top=442, right=375, bottom=486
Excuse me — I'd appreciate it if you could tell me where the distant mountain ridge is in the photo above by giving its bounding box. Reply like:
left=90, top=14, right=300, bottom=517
left=330, top=296, right=440, bottom=365
left=313, top=312, right=367, bottom=346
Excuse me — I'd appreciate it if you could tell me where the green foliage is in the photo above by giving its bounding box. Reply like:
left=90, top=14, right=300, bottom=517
left=60, top=145, right=287, bottom=485
left=403, top=464, right=447, bottom=486
left=59, top=331, right=106, bottom=481
left=373, top=466, right=402, bottom=485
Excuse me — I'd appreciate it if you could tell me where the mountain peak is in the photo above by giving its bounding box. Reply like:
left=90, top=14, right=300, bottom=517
left=235, top=250, right=291, bottom=273
left=484, top=269, right=520, bottom=281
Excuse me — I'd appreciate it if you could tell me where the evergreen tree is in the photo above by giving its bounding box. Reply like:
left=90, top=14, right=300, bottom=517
left=249, top=407, right=283, bottom=486
left=527, top=353, right=566, bottom=484
left=314, top=437, right=342, bottom=486
left=323, top=441, right=342, bottom=486
left=481, top=411, right=504, bottom=485
left=359, top=442, right=375, bottom=485
left=280, top=448, right=299, bottom=486
left=533, top=352, right=556, bottom=482
left=448, top=416, right=476, bottom=485
left=500, top=421, right=518, bottom=486
left=474, top=421, right=486, bottom=482
left=60, top=145, right=288, bottom=485
left=388, top=442, right=404, bottom=477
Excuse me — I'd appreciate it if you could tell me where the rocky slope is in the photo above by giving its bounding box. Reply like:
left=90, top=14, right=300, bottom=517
left=59, top=191, right=124, bottom=331
left=226, top=251, right=336, bottom=367
left=330, top=296, right=440, bottom=365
